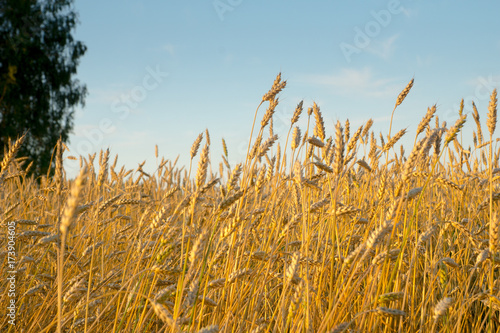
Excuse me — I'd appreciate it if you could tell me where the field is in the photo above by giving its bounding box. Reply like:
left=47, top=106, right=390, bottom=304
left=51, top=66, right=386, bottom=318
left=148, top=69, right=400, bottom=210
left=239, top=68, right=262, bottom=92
left=1, top=74, right=499, bottom=332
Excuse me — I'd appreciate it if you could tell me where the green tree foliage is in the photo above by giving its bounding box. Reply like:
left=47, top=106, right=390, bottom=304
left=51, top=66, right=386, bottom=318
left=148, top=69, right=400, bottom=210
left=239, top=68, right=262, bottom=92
left=0, top=0, right=86, bottom=177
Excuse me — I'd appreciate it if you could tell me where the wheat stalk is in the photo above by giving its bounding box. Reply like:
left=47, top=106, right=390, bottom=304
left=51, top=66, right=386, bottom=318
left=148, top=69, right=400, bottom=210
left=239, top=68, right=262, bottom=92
left=312, top=102, right=326, bottom=141
left=196, top=144, right=210, bottom=189
left=291, top=100, right=303, bottom=125
left=262, top=72, right=286, bottom=102
left=472, top=101, right=484, bottom=145
left=486, top=88, right=497, bottom=136
left=389, top=78, right=414, bottom=138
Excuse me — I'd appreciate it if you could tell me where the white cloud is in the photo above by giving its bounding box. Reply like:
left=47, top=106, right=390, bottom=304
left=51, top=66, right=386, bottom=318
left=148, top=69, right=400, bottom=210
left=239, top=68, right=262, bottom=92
left=163, top=43, right=175, bottom=56
left=365, top=34, right=399, bottom=60
left=416, top=54, right=433, bottom=67
left=463, top=74, right=500, bottom=103
left=399, top=7, right=413, bottom=18
left=72, top=124, right=99, bottom=137
left=87, top=87, right=124, bottom=105
left=466, top=74, right=500, bottom=88
left=300, top=67, right=399, bottom=98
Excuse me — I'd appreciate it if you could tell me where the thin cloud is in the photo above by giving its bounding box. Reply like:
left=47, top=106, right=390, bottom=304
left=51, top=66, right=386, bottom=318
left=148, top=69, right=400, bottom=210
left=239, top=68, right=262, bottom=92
left=86, top=87, right=124, bottom=105
left=416, top=54, right=434, bottom=67
left=399, top=7, right=413, bottom=18
left=466, top=74, right=500, bottom=88
left=463, top=74, right=500, bottom=103
left=300, top=67, right=399, bottom=98
left=163, top=43, right=176, bottom=56
left=365, top=34, right=399, bottom=60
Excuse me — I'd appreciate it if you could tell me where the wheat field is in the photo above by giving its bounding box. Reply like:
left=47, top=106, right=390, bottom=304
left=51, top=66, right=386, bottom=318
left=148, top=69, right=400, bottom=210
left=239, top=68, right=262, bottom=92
left=0, top=74, right=499, bottom=332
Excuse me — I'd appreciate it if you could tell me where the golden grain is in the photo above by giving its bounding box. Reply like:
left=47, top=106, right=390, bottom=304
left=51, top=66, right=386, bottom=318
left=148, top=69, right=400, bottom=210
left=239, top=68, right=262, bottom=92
left=490, top=212, right=499, bottom=253
left=291, top=126, right=301, bottom=150
left=444, top=114, right=467, bottom=145
left=487, top=88, right=497, bottom=136
left=3, top=75, right=500, bottom=332
left=375, top=306, right=407, bottom=317
left=383, top=128, right=407, bottom=152
left=190, top=132, right=204, bottom=160
left=150, top=300, right=177, bottom=328
left=262, top=72, right=286, bottom=102
left=196, top=144, right=210, bottom=188
left=395, top=78, right=414, bottom=107
left=291, top=100, right=303, bottom=125
left=472, top=101, right=484, bottom=145
left=433, top=297, right=453, bottom=321
left=312, top=102, right=326, bottom=141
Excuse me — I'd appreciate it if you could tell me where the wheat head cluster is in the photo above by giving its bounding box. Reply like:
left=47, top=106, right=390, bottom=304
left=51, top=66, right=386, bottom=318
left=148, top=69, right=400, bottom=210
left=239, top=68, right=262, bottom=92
left=0, top=74, right=499, bottom=332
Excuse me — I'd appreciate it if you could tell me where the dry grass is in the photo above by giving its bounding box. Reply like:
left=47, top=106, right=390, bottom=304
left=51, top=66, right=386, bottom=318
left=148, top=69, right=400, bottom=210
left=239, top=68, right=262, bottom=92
left=1, top=74, right=499, bottom=332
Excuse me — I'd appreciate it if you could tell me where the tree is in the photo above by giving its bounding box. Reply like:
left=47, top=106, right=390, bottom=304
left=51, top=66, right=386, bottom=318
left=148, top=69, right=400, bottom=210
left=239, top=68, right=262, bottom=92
left=0, top=0, right=86, bottom=177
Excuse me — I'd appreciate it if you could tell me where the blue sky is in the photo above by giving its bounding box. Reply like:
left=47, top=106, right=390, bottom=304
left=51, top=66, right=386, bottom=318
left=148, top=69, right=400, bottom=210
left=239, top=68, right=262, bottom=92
left=66, top=0, right=500, bottom=177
